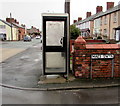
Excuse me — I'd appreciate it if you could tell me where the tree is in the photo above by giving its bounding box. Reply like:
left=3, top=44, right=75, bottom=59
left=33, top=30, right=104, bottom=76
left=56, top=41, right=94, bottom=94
left=70, top=25, right=81, bottom=39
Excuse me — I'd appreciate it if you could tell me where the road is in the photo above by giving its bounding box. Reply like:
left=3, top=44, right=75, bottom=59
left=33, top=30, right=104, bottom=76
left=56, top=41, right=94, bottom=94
left=0, top=38, right=41, bottom=62
left=2, top=87, right=119, bottom=104
left=1, top=38, right=42, bottom=88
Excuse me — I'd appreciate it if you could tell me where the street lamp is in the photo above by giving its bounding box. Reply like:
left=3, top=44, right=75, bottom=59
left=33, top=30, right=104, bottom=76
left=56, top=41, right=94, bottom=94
left=65, top=0, right=70, bottom=78
left=10, top=13, right=13, bottom=41
left=65, top=0, right=70, bottom=15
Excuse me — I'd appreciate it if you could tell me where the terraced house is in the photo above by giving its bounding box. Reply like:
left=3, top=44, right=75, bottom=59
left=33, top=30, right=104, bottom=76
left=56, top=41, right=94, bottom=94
left=74, top=2, right=120, bottom=41
left=0, top=18, right=26, bottom=41
left=0, top=19, right=18, bottom=41
left=74, top=5, right=103, bottom=37
left=94, top=2, right=120, bottom=41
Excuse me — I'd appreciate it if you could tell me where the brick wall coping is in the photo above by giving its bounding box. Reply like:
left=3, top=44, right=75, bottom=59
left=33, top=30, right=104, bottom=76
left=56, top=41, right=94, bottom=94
left=75, top=36, right=86, bottom=44
left=85, top=40, right=106, bottom=43
left=86, top=44, right=120, bottom=49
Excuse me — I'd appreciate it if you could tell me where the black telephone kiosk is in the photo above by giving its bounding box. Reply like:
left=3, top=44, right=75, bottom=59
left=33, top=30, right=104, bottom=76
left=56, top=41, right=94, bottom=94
left=42, top=13, right=70, bottom=77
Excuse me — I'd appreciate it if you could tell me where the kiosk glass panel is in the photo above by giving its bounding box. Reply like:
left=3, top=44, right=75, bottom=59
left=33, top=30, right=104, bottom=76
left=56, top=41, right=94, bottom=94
left=46, top=21, right=64, bottom=46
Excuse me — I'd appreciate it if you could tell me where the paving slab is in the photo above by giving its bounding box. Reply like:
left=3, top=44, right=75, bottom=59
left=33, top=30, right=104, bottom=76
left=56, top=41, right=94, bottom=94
left=37, top=75, right=120, bottom=90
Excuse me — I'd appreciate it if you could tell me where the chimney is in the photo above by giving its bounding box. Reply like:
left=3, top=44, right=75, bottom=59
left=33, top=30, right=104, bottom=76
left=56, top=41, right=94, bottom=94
left=21, top=24, right=25, bottom=27
left=107, top=2, right=114, bottom=10
left=78, top=17, right=82, bottom=21
left=14, top=19, right=17, bottom=23
left=16, top=21, right=19, bottom=24
left=6, top=18, right=15, bottom=23
left=73, top=20, right=77, bottom=23
left=86, top=12, right=91, bottom=18
left=96, top=6, right=103, bottom=13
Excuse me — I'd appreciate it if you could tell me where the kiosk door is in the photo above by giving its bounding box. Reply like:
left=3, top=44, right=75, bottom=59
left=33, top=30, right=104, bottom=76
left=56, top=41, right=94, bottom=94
left=42, top=14, right=69, bottom=75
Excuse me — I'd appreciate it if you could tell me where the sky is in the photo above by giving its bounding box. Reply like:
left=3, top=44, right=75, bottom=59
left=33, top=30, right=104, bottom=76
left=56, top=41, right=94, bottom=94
left=0, top=0, right=120, bottom=30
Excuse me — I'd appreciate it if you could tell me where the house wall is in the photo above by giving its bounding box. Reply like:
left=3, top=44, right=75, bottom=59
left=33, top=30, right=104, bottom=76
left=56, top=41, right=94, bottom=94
left=18, top=27, right=25, bottom=40
left=109, top=11, right=119, bottom=39
left=98, top=10, right=120, bottom=40
left=0, top=21, right=18, bottom=40
left=100, top=15, right=109, bottom=39
left=0, top=21, right=10, bottom=40
left=12, top=28, right=18, bottom=40
left=90, top=21, right=94, bottom=36
left=118, top=10, right=120, bottom=26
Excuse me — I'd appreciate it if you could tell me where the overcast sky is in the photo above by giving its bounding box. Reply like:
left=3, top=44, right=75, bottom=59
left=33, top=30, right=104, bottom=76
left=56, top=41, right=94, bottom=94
left=0, top=0, right=120, bottom=30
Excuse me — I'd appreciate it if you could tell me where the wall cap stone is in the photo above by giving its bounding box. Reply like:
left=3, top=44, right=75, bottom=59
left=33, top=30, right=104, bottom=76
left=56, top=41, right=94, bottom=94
left=86, top=44, right=120, bottom=49
left=75, top=36, right=86, bottom=44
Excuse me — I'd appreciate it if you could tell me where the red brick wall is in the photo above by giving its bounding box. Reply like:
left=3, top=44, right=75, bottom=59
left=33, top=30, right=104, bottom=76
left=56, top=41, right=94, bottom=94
left=70, top=40, right=74, bottom=53
left=18, top=27, right=25, bottom=40
left=73, top=37, right=120, bottom=78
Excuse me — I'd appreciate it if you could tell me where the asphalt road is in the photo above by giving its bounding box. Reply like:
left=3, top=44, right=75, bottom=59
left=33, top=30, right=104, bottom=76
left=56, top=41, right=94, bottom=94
left=0, top=38, right=41, bottom=62
left=1, top=38, right=40, bottom=49
left=1, top=39, right=42, bottom=88
left=2, top=87, right=119, bottom=104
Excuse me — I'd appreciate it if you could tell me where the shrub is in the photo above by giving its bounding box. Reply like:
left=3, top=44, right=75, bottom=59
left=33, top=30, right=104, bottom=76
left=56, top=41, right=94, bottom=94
left=97, top=36, right=102, bottom=39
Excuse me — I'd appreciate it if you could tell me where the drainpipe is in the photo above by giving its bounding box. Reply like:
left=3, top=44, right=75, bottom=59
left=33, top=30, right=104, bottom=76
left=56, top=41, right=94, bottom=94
left=108, top=14, right=111, bottom=39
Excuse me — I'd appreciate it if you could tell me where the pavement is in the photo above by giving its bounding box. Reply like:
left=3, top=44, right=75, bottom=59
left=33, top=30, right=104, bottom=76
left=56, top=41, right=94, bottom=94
left=1, top=74, right=120, bottom=91
left=36, top=74, right=120, bottom=90
left=0, top=48, right=25, bottom=62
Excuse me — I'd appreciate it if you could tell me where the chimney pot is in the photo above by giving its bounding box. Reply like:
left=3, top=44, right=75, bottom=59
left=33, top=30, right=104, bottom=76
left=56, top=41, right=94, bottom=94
left=6, top=18, right=15, bottom=23
left=78, top=17, right=82, bottom=21
left=73, top=20, right=77, bottom=23
left=107, top=2, right=114, bottom=10
left=16, top=21, right=19, bottom=24
left=96, top=6, right=103, bottom=13
left=86, top=12, right=91, bottom=18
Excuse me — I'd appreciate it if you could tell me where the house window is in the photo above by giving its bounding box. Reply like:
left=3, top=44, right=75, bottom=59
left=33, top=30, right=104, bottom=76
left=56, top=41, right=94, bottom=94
left=104, top=16, right=107, bottom=25
left=104, top=29, right=107, bottom=36
left=0, top=25, right=5, bottom=29
left=113, top=12, right=117, bottom=23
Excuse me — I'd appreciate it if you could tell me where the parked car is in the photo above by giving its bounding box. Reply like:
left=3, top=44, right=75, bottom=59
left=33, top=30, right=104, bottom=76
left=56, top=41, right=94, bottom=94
left=36, top=35, right=42, bottom=43
left=24, top=35, right=31, bottom=41
left=36, top=36, right=41, bottom=39
left=0, top=34, right=6, bottom=41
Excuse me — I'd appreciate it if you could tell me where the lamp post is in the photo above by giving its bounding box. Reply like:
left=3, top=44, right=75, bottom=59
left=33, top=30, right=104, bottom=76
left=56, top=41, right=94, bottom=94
left=65, top=0, right=70, bottom=19
left=10, top=13, right=13, bottom=41
left=65, top=0, right=70, bottom=79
